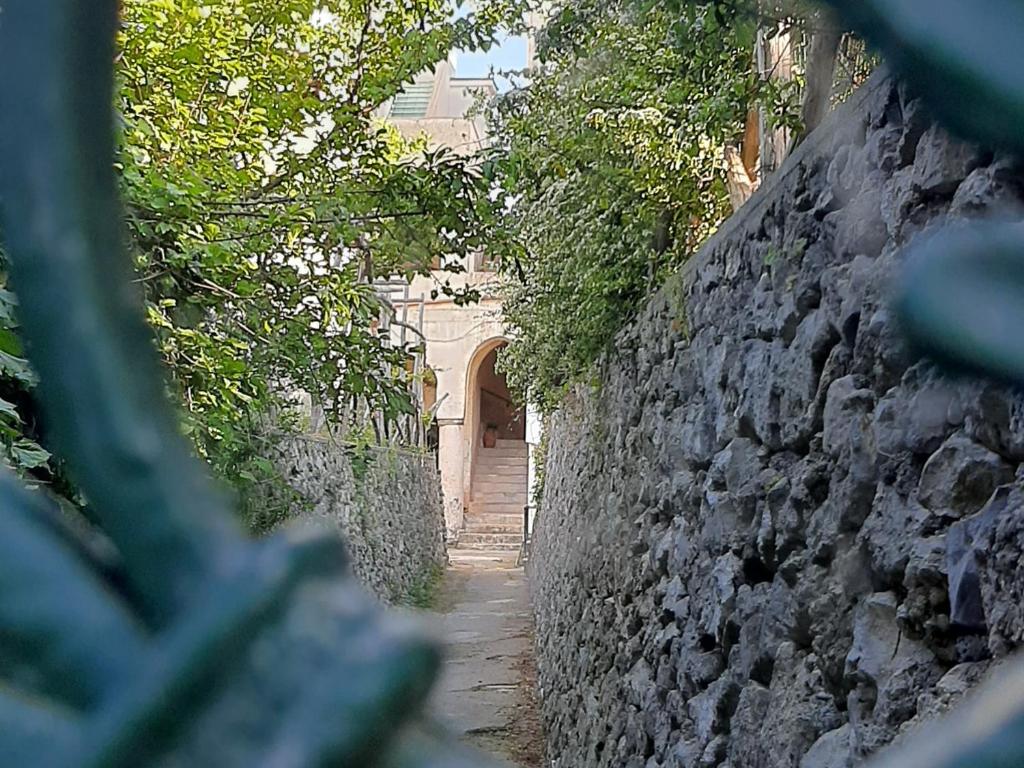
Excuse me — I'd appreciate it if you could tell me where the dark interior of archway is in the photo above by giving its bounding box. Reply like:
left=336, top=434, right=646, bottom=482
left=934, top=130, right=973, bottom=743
left=478, top=348, right=526, bottom=441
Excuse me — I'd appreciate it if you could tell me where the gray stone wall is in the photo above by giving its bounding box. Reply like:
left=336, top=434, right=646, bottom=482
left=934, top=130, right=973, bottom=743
left=276, top=435, right=447, bottom=604
left=529, top=72, right=1024, bottom=768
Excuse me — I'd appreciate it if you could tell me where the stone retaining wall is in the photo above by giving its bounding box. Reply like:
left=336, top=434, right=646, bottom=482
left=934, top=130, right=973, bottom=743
left=276, top=436, right=447, bottom=604
left=530, top=72, right=1024, bottom=768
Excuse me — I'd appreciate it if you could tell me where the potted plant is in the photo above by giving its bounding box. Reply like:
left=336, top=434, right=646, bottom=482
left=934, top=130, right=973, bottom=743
left=482, top=422, right=499, bottom=448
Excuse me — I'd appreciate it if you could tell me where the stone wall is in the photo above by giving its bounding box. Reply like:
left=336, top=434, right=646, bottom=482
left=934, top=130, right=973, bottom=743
left=276, top=435, right=447, bottom=604
left=529, top=72, right=1024, bottom=768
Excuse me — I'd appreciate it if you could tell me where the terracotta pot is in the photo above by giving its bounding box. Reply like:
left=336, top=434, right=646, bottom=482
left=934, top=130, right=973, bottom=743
left=482, top=425, right=498, bottom=448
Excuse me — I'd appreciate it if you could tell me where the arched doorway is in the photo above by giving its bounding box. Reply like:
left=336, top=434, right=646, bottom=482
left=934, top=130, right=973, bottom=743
left=460, top=340, right=528, bottom=549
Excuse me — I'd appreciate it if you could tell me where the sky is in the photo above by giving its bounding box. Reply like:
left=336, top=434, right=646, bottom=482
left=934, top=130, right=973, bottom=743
left=454, top=33, right=530, bottom=79
left=450, top=1, right=531, bottom=85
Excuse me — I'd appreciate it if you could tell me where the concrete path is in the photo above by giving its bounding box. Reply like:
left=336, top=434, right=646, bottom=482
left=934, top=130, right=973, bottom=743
left=428, top=549, right=545, bottom=767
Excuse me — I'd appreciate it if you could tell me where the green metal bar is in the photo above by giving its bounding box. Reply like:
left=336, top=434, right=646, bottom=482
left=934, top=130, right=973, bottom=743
left=826, top=0, right=1024, bottom=154
left=896, top=224, right=1024, bottom=385
left=0, top=5, right=487, bottom=763
left=862, top=663, right=1024, bottom=767
left=0, top=0, right=244, bottom=628
left=0, top=473, right=146, bottom=710
left=823, top=3, right=1024, bottom=767
left=0, top=688, right=81, bottom=768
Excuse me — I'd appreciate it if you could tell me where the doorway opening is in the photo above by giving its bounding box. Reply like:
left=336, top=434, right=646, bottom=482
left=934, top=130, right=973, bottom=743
left=461, top=340, right=528, bottom=549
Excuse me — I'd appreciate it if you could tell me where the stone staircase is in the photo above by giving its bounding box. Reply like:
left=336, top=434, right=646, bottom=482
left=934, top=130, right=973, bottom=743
left=458, top=439, right=528, bottom=551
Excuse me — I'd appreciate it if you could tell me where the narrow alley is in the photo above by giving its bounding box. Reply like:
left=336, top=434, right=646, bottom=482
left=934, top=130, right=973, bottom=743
left=429, top=549, right=545, bottom=767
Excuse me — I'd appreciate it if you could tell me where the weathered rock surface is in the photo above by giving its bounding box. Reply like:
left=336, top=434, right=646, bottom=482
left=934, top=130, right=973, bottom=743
left=275, top=436, right=447, bottom=603
left=529, top=74, right=1024, bottom=768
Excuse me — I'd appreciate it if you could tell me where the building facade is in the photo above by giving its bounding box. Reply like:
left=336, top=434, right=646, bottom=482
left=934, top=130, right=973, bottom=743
left=380, top=59, right=533, bottom=549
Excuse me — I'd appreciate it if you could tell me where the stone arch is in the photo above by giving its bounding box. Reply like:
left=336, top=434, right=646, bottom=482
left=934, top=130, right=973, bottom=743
left=462, top=337, right=526, bottom=504
left=464, top=337, right=511, bottom=439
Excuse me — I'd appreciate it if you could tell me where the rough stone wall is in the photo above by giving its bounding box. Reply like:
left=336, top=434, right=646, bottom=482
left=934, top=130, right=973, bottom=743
left=530, top=72, right=1024, bottom=768
left=276, top=436, right=447, bottom=604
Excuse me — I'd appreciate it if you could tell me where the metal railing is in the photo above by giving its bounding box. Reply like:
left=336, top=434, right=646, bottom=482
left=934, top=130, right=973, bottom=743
left=517, top=504, right=534, bottom=567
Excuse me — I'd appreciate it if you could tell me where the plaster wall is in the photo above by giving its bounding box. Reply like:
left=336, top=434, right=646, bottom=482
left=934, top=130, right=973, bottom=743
left=401, top=271, right=509, bottom=537
left=384, top=60, right=493, bottom=156
left=379, top=64, right=514, bottom=541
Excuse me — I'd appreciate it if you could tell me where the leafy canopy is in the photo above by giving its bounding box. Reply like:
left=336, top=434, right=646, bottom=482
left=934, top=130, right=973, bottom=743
left=114, top=0, right=524, bottom=526
left=491, top=0, right=773, bottom=409
left=0, top=0, right=526, bottom=529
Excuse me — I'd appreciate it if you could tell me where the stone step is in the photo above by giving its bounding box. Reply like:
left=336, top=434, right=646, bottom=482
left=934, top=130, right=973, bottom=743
left=453, top=541, right=521, bottom=552
left=494, top=438, right=528, bottom=449
left=473, top=473, right=528, bottom=483
left=474, top=463, right=529, bottom=475
left=475, top=489, right=525, bottom=501
left=466, top=519, right=524, bottom=529
left=468, top=487, right=524, bottom=499
left=470, top=488, right=528, bottom=502
left=469, top=502, right=529, bottom=515
left=468, top=475, right=524, bottom=487
left=466, top=514, right=528, bottom=528
left=457, top=532, right=524, bottom=548
left=463, top=522, right=523, bottom=535
left=464, top=513, right=524, bottom=526
left=475, top=462, right=528, bottom=472
left=478, top=442, right=527, bottom=451
left=476, top=446, right=529, bottom=460
left=475, top=460, right=528, bottom=472
left=448, top=548, right=520, bottom=564
left=475, top=456, right=528, bottom=468
left=471, top=501, right=532, bottom=514
left=470, top=500, right=528, bottom=513
left=473, top=483, right=532, bottom=495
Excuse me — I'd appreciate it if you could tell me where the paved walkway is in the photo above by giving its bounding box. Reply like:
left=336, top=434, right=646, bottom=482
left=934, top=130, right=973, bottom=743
left=428, top=549, right=545, bottom=767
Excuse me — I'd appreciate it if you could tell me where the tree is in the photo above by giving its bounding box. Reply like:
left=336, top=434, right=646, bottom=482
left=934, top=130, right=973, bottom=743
left=488, top=0, right=877, bottom=409
left=114, top=0, right=525, bottom=526
left=489, top=0, right=771, bottom=408
left=0, top=0, right=526, bottom=527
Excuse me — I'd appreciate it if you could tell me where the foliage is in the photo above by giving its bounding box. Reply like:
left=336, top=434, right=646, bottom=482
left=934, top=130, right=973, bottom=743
left=345, top=421, right=382, bottom=482
left=490, top=0, right=781, bottom=409
left=108, top=0, right=523, bottom=527
left=530, top=418, right=549, bottom=509
left=488, top=0, right=877, bottom=409
left=0, top=256, right=52, bottom=481
left=401, top=562, right=446, bottom=609
left=211, top=413, right=310, bottom=535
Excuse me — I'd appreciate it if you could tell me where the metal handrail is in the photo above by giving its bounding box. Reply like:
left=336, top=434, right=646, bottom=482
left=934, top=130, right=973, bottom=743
left=516, top=505, right=534, bottom=567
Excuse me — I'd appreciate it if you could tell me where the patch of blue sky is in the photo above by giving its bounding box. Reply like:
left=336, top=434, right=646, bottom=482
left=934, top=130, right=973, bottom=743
left=450, top=1, right=530, bottom=90
left=455, top=34, right=528, bottom=78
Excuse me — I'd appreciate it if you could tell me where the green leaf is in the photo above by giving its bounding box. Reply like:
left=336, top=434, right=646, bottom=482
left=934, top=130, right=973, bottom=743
left=10, top=439, right=51, bottom=470
left=0, top=396, right=22, bottom=422
left=0, top=328, right=24, bottom=356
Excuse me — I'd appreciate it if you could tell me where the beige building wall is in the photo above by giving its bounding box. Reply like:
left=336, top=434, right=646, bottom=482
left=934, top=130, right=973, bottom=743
left=380, top=66, right=524, bottom=539
left=380, top=59, right=493, bottom=158
left=401, top=271, right=509, bottom=536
